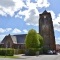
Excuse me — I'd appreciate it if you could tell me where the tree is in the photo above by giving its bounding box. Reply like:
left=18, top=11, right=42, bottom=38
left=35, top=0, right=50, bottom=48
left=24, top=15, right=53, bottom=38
left=25, top=29, right=44, bottom=55
left=25, top=29, right=40, bottom=49
left=37, top=34, right=44, bottom=48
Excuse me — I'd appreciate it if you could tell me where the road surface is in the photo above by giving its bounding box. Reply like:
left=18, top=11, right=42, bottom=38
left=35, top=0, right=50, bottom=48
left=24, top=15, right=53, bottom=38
left=0, top=54, right=60, bottom=60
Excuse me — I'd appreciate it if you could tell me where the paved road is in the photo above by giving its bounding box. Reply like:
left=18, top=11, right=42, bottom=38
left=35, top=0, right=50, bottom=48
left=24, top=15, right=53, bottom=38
left=0, top=54, right=60, bottom=60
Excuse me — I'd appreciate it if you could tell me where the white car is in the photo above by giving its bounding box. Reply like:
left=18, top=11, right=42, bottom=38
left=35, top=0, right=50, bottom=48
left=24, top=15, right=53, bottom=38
left=48, top=50, right=53, bottom=54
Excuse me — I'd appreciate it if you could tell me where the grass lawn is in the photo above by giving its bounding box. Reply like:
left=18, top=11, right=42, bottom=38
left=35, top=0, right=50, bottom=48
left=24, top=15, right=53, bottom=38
left=0, top=56, right=20, bottom=58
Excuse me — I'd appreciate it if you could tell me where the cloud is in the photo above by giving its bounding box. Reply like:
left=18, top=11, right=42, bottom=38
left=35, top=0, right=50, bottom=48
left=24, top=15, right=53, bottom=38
left=25, top=9, right=39, bottom=26
left=0, top=0, right=50, bottom=18
left=15, top=0, right=50, bottom=26
left=12, top=28, right=21, bottom=34
left=23, top=29, right=28, bottom=33
left=53, top=14, right=60, bottom=32
left=54, top=24, right=60, bottom=32
left=0, top=28, right=12, bottom=33
left=55, top=37, right=60, bottom=44
left=48, top=10, right=56, bottom=20
left=6, top=28, right=12, bottom=31
left=0, top=0, right=15, bottom=8
left=0, top=35, right=6, bottom=42
left=0, top=0, right=50, bottom=25
left=0, top=0, right=26, bottom=16
left=15, top=7, right=40, bottom=26
left=0, top=28, right=6, bottom=33
left=36, top=0, right=50, bottom=8
left=0, top=10, right=7, bottom=16
left=26, top=0, right=50, bottom=8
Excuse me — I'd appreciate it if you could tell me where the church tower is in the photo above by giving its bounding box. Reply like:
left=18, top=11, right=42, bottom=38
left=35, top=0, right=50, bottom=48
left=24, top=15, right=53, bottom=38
left=39, top=10, right=56, bottom=50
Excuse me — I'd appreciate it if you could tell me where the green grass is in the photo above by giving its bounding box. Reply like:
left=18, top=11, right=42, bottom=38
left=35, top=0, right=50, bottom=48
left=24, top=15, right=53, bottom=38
left=0, top=56, right=20, bottom=58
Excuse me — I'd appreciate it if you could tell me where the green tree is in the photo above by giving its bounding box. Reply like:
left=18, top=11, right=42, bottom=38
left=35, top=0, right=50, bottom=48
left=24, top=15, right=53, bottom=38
left=37, top=34, right=44, bottom=48
left=25, top=29, right=44, bottom=55
left=25, top=29, right=40, bottom=49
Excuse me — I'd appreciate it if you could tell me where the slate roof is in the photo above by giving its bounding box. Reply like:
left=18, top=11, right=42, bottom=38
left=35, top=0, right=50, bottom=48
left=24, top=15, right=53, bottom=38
left=1, top=34, right=27, bottom=44
left=11, top=35, right=17, bottom=44
left=42, top=10, right=48, bottom=14
left=14, top=34, right=26, bottom=44
left=1, top=36, right=8, bottom=43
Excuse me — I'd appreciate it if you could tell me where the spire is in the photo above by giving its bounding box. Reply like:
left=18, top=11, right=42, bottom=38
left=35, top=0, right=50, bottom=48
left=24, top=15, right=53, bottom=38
left=43, top=10, right=47, bottom=14
left=8, top=34, right=11, bottom=36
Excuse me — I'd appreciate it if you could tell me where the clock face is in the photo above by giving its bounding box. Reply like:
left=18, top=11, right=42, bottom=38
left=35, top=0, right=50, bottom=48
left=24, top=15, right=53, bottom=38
left=44, top=16, right=46, bottom=18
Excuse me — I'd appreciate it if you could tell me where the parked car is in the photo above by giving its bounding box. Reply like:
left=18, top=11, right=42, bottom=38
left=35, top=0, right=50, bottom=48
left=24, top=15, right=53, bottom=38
left=48, top=50, right=53, bottom=54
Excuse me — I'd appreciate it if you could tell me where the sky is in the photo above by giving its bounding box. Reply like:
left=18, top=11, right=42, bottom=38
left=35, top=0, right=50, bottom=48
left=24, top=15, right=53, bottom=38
left=0, top=0, right=60, bottom=44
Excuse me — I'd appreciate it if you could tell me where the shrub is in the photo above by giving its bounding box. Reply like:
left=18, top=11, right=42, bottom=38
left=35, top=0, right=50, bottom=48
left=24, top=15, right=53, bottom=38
left=39, top=48, right=43, bottom=54
left=42, top=47, right=49, bottom=54
left=14, top=49, right=25, bottom=54
left=25, top=48, right=40, bottom=56
left=0, top=48, right=14, bottom=56
left=18, top=49, right=25, bottom=54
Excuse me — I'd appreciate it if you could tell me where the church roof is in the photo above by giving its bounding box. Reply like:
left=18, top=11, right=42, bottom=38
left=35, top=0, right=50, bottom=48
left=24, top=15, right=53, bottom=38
left=42, top=10, right=48, bottom=14
left=14, top=34, right=26, bottom=44
left=11, top=35, right=17, bottom=44
left=1, top=34, right=26, bottom=44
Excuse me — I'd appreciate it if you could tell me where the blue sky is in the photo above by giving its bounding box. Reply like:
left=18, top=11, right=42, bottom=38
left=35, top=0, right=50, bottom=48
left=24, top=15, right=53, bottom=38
left=0, top=0, right=60, bottom=44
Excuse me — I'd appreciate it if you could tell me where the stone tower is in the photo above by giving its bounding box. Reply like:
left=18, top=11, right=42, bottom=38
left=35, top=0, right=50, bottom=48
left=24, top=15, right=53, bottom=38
left=39, top=10, right=56, bottom=50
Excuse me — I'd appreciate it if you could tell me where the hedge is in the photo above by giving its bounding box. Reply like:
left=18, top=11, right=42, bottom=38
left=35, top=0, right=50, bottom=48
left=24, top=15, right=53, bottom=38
left=25, top=48, right=40, bottom=56
left=14, top=49, right=25, bottom=54
left=0, top=48, right=14, bottom=56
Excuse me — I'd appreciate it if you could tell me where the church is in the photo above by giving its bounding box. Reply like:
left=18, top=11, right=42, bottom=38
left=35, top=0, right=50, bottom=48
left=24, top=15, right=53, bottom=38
left=0, top=10, right=56, bottom=50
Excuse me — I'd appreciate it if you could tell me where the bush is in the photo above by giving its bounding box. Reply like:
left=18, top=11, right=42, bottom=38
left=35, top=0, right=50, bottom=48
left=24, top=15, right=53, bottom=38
left=14, top=49, right=25, bottom=54
left=25, top=48, right=40, bottom=56
left=0, top=48, right=14, bottom=56
left=42, top=48, right=49, bottom=54
left=18, top=49, right=25, bottom=54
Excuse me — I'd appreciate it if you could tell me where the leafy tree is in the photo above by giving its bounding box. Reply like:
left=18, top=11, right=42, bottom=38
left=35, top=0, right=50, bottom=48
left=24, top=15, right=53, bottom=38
left=25, top=29, right=44, bottom=55
left=37, top=34, right=44, bottom=48
left=25, top=29, right=40, bottom=49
